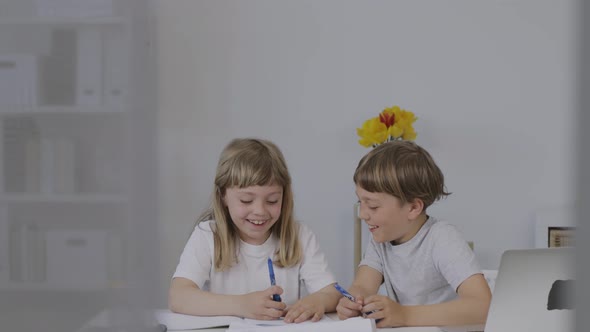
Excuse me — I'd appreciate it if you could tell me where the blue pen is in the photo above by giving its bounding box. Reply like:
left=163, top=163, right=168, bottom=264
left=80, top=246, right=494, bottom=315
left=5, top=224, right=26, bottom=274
left=267, top=257, right=282, bottom=302
left=334, top=283, right=356, bottom=301
left=334, top=283, right=378, bottom=318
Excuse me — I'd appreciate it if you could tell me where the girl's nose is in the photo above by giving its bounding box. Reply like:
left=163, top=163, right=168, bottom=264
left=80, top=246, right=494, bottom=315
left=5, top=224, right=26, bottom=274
left=252, top=200, right=267, bottom=216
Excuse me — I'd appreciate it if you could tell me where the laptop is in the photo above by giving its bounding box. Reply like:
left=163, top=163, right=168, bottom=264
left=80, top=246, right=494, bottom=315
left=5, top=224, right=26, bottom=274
left=484, top=248, right=574, bottom=332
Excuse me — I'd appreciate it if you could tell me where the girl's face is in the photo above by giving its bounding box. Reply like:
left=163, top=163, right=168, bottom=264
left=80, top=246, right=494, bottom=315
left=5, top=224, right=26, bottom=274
left=223, top=184, right=283, bottom=245
left=355, top=185, right=421, bottom=244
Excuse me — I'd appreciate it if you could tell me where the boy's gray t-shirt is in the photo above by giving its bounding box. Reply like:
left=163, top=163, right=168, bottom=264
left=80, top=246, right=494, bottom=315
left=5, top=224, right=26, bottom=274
left=360, top=216, right=481, bottom=305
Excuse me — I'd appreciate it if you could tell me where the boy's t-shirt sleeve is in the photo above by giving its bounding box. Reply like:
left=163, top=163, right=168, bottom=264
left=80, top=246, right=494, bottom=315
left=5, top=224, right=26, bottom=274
left=172, top=222, right=214, bottom=289
left=431, top=223, right=481, bottom=292
left=359, top=237, right=384, bottom=274
left=298, top=223, right=337, bottom=294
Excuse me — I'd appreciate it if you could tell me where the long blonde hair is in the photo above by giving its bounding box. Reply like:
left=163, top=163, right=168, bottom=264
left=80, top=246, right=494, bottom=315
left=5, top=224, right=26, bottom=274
left=197, top=138, right=302, bottom=271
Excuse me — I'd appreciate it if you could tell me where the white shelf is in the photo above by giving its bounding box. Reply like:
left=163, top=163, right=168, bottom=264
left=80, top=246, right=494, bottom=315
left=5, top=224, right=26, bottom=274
left=0, top=193, right=127, bottom=204
left=0, top=17, right=127, bottom=26
left=0, top=106, right=125, bottom=116
left=0, top=281, right=110, bottom=291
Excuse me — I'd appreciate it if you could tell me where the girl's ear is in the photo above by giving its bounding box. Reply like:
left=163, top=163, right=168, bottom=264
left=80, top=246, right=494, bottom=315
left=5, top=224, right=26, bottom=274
left=407, top=198, right=424, bottom=220
left=218, top=187, right=228, bottom=206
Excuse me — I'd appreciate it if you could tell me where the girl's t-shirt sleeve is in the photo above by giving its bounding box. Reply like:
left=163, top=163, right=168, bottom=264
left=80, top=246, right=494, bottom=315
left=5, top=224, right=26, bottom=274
left=298, top=223, right=337, bottom=294
left=431, top=223, right=481, bottom=292
left=172, top=221, right=214, bottom=289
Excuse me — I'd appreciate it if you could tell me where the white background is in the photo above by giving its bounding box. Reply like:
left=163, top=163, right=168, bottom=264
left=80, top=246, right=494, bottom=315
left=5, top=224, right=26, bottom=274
left=155, top=0, right=578, bottom=303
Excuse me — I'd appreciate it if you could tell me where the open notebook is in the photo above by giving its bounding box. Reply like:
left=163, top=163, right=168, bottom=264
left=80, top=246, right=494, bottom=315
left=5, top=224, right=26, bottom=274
left=154, top=310, right=376, bottom=332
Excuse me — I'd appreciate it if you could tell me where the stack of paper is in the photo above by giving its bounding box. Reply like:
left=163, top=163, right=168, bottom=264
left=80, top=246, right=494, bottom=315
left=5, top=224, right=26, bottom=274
left=153, top=310, right=376, bottom=332
left=154, top=310, right=242, bottom=330
left=227, top=316, right=375, bottom=332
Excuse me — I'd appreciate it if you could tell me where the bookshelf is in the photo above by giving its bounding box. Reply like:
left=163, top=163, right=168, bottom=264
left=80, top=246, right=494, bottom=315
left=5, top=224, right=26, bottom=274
left=0, top=1, right=154, bottom=292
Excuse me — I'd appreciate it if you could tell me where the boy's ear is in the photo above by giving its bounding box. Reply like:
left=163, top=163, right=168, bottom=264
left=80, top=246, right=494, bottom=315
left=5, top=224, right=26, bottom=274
left=408, top=198, right=424, bottom=219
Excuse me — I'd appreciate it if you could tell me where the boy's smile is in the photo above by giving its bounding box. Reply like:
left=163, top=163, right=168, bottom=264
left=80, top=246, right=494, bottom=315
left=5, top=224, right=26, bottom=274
left=355, top=185, right=426, bottom=244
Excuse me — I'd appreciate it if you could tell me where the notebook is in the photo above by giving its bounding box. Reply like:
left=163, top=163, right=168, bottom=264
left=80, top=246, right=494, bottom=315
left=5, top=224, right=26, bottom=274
left=154, top=310, right=367, bottom=331
left=484, top=248, right=574, bottom=332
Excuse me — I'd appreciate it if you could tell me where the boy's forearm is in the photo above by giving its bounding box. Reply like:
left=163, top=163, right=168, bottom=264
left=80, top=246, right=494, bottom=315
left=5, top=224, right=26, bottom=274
left=169, top=286, right=243, bottom=316
left=349, top=283, right=376, bottom=298
left=402, top=296, right=490, bottom=326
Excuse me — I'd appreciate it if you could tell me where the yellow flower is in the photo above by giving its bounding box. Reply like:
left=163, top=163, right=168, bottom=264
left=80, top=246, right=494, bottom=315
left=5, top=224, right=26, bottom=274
left=357, top=117, right=388, bottom=147
left=356, top=105, right=417, bottom=148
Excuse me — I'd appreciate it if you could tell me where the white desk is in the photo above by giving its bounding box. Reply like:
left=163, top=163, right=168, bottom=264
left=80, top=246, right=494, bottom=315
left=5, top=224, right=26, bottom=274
left=79, top=310, right=483, bottom=332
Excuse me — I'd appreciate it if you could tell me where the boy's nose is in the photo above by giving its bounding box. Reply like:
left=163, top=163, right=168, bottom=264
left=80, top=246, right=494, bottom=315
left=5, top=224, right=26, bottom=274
left=358, top=207, right=369, bottom=221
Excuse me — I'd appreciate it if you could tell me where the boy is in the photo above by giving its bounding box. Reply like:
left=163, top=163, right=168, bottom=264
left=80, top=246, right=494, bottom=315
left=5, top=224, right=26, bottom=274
left=336, top=141, right=491, bottom=328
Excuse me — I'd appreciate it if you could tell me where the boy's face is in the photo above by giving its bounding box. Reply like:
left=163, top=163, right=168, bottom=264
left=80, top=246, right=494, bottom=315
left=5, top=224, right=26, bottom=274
left=355, top=185, right=420, bottom=244
left=223, top=184, right=283, bottom=245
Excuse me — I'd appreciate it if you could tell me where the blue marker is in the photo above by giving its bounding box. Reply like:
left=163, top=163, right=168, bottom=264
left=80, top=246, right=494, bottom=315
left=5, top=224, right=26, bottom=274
left=267, top=257, right=282, bottom=302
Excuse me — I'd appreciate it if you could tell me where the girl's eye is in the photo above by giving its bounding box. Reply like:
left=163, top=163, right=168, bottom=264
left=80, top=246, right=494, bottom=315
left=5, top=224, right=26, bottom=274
left=368, top=206, right=378, bottom=210
left=240, top=200, right=253, bottom=204
left=267, top=201, right=279, bottom=205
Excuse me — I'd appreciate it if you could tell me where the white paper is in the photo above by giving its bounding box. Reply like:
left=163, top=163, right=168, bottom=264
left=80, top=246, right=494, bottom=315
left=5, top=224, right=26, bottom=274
left=229, top=315, right=332, bottom=330
left=226, top=316, right=375, bottom=332
left=154, top=310, right=242, bottom=330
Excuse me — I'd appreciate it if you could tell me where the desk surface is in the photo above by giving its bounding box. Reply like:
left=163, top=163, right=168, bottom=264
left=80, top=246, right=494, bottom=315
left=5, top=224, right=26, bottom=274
left=79, top=310, right=483, bottom=332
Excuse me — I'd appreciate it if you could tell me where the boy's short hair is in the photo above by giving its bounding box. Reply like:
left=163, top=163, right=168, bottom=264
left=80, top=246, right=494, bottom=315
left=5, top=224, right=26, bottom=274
left=353, top=140, right=450, bottom=209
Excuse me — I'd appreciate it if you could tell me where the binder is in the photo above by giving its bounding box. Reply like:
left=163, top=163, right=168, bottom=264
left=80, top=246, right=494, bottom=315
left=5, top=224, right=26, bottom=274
left=103, top=25, right=128, bottom=109
left=76, top=27, right=103, bottom=106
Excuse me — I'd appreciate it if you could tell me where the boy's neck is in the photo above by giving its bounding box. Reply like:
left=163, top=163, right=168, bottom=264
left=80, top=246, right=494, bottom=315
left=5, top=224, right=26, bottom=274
left=391, top=214, right=429, bottom=245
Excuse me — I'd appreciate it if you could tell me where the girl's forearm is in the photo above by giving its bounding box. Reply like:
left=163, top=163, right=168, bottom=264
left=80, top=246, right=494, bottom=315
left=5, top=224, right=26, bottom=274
left=169, top=286, right=244, bottom=317
left=307, top=285, right=343, bottom=312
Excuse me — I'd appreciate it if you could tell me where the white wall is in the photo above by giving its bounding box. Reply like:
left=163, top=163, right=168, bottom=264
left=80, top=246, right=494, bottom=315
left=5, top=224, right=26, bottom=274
left=155, top=0, right=577, bottom=304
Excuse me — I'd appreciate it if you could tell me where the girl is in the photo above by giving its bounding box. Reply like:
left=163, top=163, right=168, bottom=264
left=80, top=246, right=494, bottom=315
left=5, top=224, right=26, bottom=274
left=169, top=138, right=341, bottom=323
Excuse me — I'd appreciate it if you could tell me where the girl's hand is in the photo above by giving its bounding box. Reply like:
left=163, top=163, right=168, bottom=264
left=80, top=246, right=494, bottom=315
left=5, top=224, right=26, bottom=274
left=336, top=295, right=364, bottom=320
left=283, top=297, right=325, bottom=323
left=362, top=294, right=407, bottom=328
left=238, top=286, right=286, bottom=320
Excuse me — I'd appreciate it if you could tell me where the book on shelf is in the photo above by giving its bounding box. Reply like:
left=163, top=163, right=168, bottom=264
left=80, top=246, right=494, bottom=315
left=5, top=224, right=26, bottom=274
left=103, top=25, right=127, bottom=109
left=8, top=220, right=46, bottom=282
left=0, top=210, right=8, bottom=283
left=3, top=117, right=39, bottom=193
left=39, top=29, right=77, bottom=106
left=76, top=26, right=103, bottom=107
left=52, top=137, right=76, bottom=194
left=8, top=222, right=23, bottom=281
left=0, top=54, right=38, bottom=109
left=45, top=229, right=109, bottom=287
left=39, top=136, right=77, bottom=194
left=35, top=0, right=114, bottom=18
left=25, top=223, right=46, bottom=282
left=24, top=131, right=41, bottom=193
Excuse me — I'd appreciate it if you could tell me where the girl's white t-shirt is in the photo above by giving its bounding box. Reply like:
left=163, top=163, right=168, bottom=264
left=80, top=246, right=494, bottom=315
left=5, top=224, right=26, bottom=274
left=172, top=220, right=336, bottom=305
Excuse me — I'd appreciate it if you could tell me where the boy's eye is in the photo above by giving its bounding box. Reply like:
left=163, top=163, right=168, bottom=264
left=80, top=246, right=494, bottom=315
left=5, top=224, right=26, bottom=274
left=368, top=206, right=378, bottom=210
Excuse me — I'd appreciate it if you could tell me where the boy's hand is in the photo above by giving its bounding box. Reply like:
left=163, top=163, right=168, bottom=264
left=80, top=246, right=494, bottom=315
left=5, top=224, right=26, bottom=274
left=363, top=294, right=406, bottom=328
left=239, top=286, right=286, bottom=320
left=336, top=295, right=364, bottom=320
left=283, top=296, right=326, bottom=323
